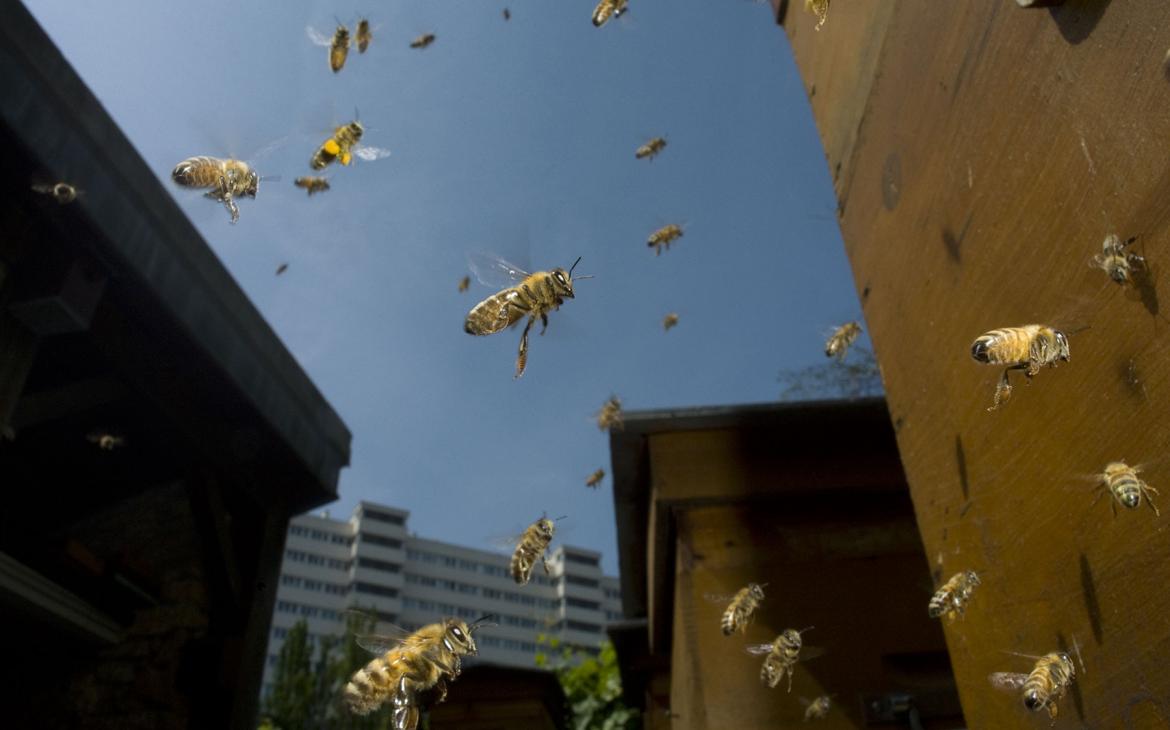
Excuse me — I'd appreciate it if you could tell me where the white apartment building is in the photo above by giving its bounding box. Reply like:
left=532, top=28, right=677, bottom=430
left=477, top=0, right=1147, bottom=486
left=262, top=501, right=623, bottom=695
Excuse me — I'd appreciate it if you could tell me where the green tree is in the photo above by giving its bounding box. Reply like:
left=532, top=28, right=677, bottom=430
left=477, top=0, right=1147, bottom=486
left=262, top=620, right=316, bottom=730
left=536, top=636, right=640, bottom=730
left=326, top=609, right=392, bottom=730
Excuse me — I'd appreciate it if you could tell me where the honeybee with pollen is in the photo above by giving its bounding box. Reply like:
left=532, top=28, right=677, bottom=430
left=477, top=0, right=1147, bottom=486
left=636, top=136, right=667, bottom=161
left=343, top=614, right=497, bottom=728
left=928, top=570, right=981, bottom=622
left=1094, top=461, right=1160, bottom=516
left=171, top=156, right=262, bottom=224
left=663, top=312, right=679, bottom=331
left=747, top=627, right=818, bottom=692
left=970, top=325, right=1070, bottom=411
left=801, top=695, right=833, bottom=721
left=805, top=0, right=829, bottom=30
left=586, top=469, right=605, bottom=489
left=463, top=253, right=593, bottom=379
left=592, top=0, right=629, bottom=27
left=306, top=23, right=351, bottom=73
left=1092, top=234, right=1144, bottom=285
left=294, top=176, right=330, bottom=195
left=31, top=181, right=80, bottom=204
left=824, top=321, right=862, bottom=361
left=647, top=223, right=684, bottom=255
left=310, top=120, right=392, bottom=171
left=596, top=396, right=623, bottom=431
left=356, top=18, right=374, bottom=53
left=510, top=514, right=564, bottom=585
left=458, top=275, right=471, bottom=293
left=989, top=641, right=1082, bottom=723
left=410, top=33, right=436, bottom=49
left=705, top=582, right=766, bottom=636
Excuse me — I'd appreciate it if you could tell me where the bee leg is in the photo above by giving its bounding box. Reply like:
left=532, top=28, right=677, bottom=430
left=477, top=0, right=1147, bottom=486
left=434, top=677, right=449, bottom=704
left=541, top=556, right=551, bottom=575
left=989, top=370, right=1013, bottom=411
left=540, top=313, right=549, bottom=335
left=514, top=316, right=534, bottom=379
left=1145, top=485, right=1161, bottom=516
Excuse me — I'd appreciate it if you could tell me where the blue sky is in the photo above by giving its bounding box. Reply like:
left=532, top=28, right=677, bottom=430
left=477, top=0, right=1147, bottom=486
left=26, top=0, right=865, bottom=574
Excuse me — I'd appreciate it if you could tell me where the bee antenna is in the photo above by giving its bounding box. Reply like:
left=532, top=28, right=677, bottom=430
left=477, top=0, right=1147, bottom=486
left=553, top=515, right=568, bottom=522
left=470, top=614, right=498, bottom=631
left=568, top=256, right=583, bottom=277
left=799, top=626, right=815, bottom=634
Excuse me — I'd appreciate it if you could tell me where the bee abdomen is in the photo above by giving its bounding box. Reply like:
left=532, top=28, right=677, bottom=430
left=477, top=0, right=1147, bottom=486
left=720, top=607, right=739, bottom=635
left=344, top=656, right=398, bottom=715
left=171, top=157, right=222, bottom=188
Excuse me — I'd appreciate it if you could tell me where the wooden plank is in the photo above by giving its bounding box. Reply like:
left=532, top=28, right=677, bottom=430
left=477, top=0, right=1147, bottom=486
left=782, top=1, right=1170, bottom=726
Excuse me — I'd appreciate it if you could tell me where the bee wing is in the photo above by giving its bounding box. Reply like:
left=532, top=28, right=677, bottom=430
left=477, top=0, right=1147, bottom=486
left=467, top=252, right=532, bottom=288
left=988, top=672, right=1030, bottom=693
left=702, top=592, right=737, bottom=604
left=352, top=629, right=413, bottom=655
left=745, top=643, right=775, bottom=656
left=353, top=145, right=392, bottom=162
left=306, top=26, right=334, bottom=46
left=801, top=645, right=827, bottom=662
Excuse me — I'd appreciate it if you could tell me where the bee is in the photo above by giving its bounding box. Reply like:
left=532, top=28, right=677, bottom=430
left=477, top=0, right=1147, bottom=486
left=458, top=275, right=471, bottom=293
left=276, top=263, right=289, bottom=276
left=636, top=136, right=667, bottom=161
left=802, top=695, right=832, bottom=721
left=708, top=582, right=766, bottom=636
left=747, top=627, right=815, bottom=692
left=510, top=515, right=561, bottom=585
left=1096, top=461, right=1160, bottom=516
left=171, top=156, right=260, bottom=224
left=805, top=0, right=829, bottom=30
left=928, top=570, right=981, bottom=622
left=989, top=647, right=1080, bottom=723
left=356, top=18, right=373, bottom=53
left=307, top=24, right=351, bottom=73
left=1092, top=234, right=1144, bottom=285
left=586, top=469, right=605, bottom=489
left=592, top=0, right=629, bottom=27
left=824, top=322, right=862, bottom=361
left=596, top=395, right=623, bottom=431
left=463, top=254, right=592, bottom=378
left=86, top=431, right=125, bottom=451
left=503, top=8, right=511, bottom=20
left=970, top=325, right=1070, bottom=411
left=411, top=33, right=436, bottom=49
left=343, top=615, right=496, bottom=726
left=663, top=312, right=679, bottom=331
left=31, top=181, right=79, bottom=204
left=310, top=121, right=392, bottom=170
left=294, top=176, right=330, bottom=195
left=647, top=224, right=684, bottom=255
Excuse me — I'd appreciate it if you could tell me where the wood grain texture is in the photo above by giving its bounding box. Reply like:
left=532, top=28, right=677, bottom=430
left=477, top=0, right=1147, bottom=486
left=780, top=1, right=1170, bottom=727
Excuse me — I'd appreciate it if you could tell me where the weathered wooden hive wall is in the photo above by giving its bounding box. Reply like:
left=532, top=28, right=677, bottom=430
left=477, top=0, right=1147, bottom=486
left=775, top=0, right=1170, bottom=727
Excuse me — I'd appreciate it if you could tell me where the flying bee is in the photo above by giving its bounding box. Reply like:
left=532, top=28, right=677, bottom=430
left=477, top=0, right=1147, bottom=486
left=663, top=312, right=679, bottom=331
left=510, top=515, right=563, bottom=585
left=970, top=325, right=1070, bottom=411
left=356, top=18, right=373, bottom=53
left=307, top=24, right=351, bottom=73
left=596, top=395, right=623, bottom=431
left=1092, top=234, right=1144, bottom=285
left=647, top=223, right=684, bottom=255
left=31, top=181, right=80, bottom=204
left=310, top=121, right=392, bottom=170
left=458, top=275, right=471, bottom=293
left=276, top=263, right=289, bottom=276
left=747, top=627, right=817, bottom=692
left=636, top=136, right=667, bottom=161
left=503, top=8, right=511, bottom=20
left=805, top=0, right=829, bottom=30
left=586, top=469, right=605, bottom=489
left=463, top=253, right=593, bottom=378
left=802, top=695, right=833, bottom=721
left=410, top=33, right=436, bottom=49
left=294, top=176, right=330, bottom=195
left=706, top=582, right=766, bottom=636
left=172, top=156, right=262, bottom=223
left=989, top=645, right=1082, bottom=723
left=343, top=614, right=496, bottom=727
left=824, top=321, right=862, bottom=361
left=86, top=430, right=125, bottom=451
left=592, top=0, right=629, bottom=27
left=928, top=570, right=981, bottom=622
left=1095, top=461, right=1160, bottom=516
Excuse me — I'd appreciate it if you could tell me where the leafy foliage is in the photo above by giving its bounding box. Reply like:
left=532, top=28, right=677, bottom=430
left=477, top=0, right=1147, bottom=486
left=536, top=636, right=641, bottom=730
left=778, top=344, right=883, bottom=401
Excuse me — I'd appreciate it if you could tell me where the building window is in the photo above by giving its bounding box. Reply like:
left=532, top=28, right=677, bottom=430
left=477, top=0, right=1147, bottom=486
left=358, top=557, right=401, bottom=573
left=565, top=597, right=600, bottom=611
left=564, top=552, right=599, bottom=567
left=273, top=626, right=288, bottom=638
left=360, top=532, right=403, bottom=549
left=566, top=620, right=601, bottom=633
left=353, top=582, right=399, bottom=598
left=364, top=509, right=405, bottom=525
left=566, top=575, right=600, bottom=588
